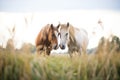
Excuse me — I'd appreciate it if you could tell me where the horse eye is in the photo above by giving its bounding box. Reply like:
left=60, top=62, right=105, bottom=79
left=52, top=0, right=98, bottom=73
left=58, top=33, right=60, bottom=36
left=66, top=33, right=68, bottom=36
left=52, top=34, right=55, bottom=37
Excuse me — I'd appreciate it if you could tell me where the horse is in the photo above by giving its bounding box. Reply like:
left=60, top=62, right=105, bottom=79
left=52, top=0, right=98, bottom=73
left=35, top=24, right=60, bottom=55
left=59, top=22, right=89, bottom=57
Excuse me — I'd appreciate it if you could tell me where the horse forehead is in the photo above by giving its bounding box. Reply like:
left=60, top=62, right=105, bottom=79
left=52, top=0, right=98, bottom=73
left=60, top=24, right=68, bottom=29
left=52, top=28, right=59, bottom=36
left=60, top=29, right=67, bottom=34
left=60, top=25, right=68, bottom=32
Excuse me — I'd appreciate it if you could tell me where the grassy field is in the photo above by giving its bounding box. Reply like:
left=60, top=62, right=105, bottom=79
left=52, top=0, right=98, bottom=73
left=0, top=49, right=120, bottom=80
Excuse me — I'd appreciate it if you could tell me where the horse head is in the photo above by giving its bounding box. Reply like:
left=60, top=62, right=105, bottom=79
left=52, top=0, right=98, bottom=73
left=48, top=24, right=60, bottom=50
left=59, top=22, right=70, bottom=49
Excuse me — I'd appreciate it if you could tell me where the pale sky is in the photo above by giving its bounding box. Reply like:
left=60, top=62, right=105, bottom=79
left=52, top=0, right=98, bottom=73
left=0, top=0, right=120, bottom=12
left=0, top=0, right=120, bottom=53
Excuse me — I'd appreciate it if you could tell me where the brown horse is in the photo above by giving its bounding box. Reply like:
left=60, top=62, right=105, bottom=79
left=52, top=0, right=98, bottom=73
left=35, top=24, right=60, bottom=55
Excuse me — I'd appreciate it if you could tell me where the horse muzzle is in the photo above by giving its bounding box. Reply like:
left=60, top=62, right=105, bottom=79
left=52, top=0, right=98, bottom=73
left=59, top=44, right=65, bottom=50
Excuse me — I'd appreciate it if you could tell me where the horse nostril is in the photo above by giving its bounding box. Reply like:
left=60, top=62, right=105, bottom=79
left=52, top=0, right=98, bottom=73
left=62, top=45, right=65, bottom=49
left=60, top=44, right=65, bottom=49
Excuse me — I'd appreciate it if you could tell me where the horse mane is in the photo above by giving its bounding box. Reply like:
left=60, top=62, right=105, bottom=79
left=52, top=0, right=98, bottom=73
left=69, top=24, right=76, bottom=43
left=35, top=24, right=51, bottom=47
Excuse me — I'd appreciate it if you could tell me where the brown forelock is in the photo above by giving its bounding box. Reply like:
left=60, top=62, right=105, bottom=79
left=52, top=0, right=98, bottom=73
left=69, top=24, right=75, bottom=43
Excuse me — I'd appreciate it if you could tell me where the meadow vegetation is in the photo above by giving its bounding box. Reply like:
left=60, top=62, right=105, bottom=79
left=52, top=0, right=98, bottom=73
left=0, top=35, right=120, bottom=80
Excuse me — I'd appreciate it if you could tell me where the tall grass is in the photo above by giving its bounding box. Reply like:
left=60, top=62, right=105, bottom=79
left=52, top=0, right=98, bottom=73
left=0, top=35, right=120, bottom=80
left=0, top=51, right=33, bottom=80
left=0, top=50, right=120, bottom=80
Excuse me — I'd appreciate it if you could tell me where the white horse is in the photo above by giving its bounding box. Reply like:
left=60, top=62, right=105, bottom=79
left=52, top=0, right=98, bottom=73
left=59, top=22, right=89, bottom=57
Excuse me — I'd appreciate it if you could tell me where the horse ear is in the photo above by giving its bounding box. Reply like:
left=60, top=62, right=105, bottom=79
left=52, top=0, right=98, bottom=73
left=57, top=24, right=60, bottom=29
left=67, top=22, right=69, bottom=27
left=50, top=24, right=54, bottom=29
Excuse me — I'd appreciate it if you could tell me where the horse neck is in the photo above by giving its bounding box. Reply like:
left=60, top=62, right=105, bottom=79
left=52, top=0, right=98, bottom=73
left=69, top=25, right=76, bottom=44
left=38, top=25, right=51, bottom=47
left=68, top=26, right=78, bottom=51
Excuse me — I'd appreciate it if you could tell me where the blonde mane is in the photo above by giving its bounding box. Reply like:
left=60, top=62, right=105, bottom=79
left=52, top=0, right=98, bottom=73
left=69, top=24, right=76, bottom=43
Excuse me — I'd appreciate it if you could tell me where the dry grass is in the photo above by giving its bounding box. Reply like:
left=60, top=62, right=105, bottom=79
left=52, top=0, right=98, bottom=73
left=0, top=50, right=120, bottom=80
left=0, top=35, right=120, bottom=80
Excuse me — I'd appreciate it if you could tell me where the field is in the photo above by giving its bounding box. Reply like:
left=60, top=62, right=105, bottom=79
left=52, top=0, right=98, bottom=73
left=0, top=49, right=120, bottom=80
left=0, top=35, right=120, bottom=80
